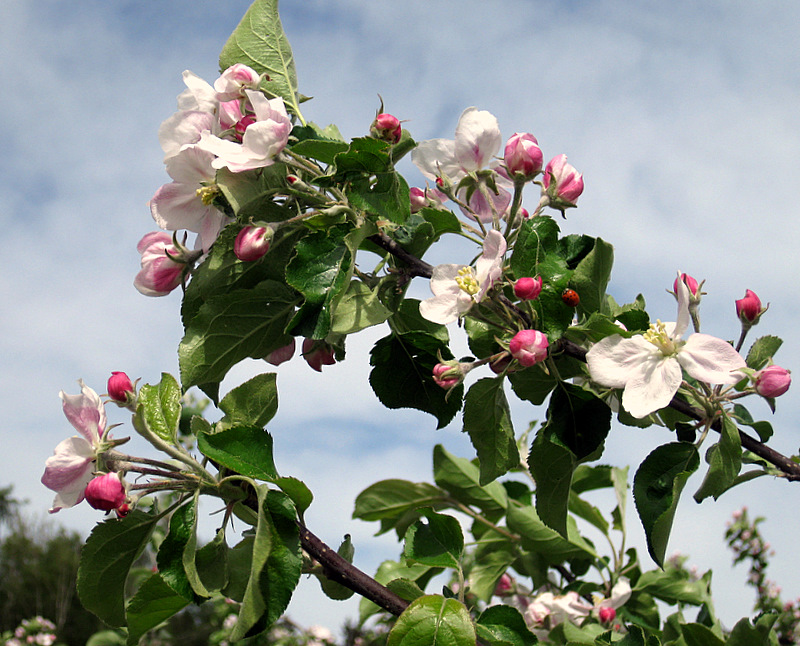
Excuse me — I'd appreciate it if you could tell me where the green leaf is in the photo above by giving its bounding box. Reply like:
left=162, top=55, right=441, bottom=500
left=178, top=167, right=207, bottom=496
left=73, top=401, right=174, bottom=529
left=331, top=137, right=392, bottom=177
left=353, top=480, right=447, bottom=524
left=347, top=168, right=411, bottom=225
left=506, top=500, right=597, bottom=562
left=231, top=488, right=302, bottom=640
left=330, top=280, right=392, bottom=334
left=179, top=280, right=299, bottom=392
left=745, top=335, right=783, bottom=370
left=633, top=443, right=700, bottom=566
left=469, top=538, right=518, bottom=602
left=273, top=477, right=313, bottom=515
left=218, top=0, right=303, bottom=120
left=726, top=613, right=778, bottom=646
left=290, top=124, right=348, bottom=164
left=403, top=510, right=464, bottom=569
left=476, top=605, right=537, bottom=646
left=359, top=560, right=443, bottom=624
left=194, top=527, right=229, bottom=595
left=156, top=500, right=198, bottom=601
left=634, top=569, right=711, bottom=605
left=693, top=416, right=742, bottom=502
left=315, top=535, right=356, bottom=600
left=285, top=225, right=352, bottom=338
left=218, top=372, right=279, bottom=431
left=463, top=378, right=518, bottom=485
left=77, top=510, right=161, bottom=627
left=387, top=595, right=476, bottom=646
left=571, top=237, right=614, bottom=317
left=133, top=373, right=182, bottom=444
left=679, top=623, right=725, bottom=646
left=125, top=573, right=191, bottom=646
left=510, top=216, right=561, bottom=277
left=529, top=434, right=575, bottom=536
left=198, top=425, right=278, bottom=480
left=215, top=165, right=292, bottom=221
left=369, top=331, right=463, bottom=429
left=733, top=403, right=773, bottom=442
left=390, top=299, right=450, bottom=342
left=432, top=444, right=508, bottom=513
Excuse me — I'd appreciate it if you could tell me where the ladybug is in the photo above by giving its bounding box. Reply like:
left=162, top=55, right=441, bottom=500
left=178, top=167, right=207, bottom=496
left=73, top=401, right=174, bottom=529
left=561, top=288, right=580, bottom=307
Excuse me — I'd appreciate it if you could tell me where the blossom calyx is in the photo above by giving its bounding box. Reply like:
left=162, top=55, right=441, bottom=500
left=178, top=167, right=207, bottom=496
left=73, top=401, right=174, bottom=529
left=84, top=472, right=128, bottom=514
left=432, top=358, right=473, bottom=389
left=504, top=132, right=543, bottom=180
left=107, top=372, right=137, bottom=409
left=370, top=113, right=402, bottom=144
left=542, top=154, right=584, bottom=214
left=514, top=276, right=543, bottom=301
left=509, top=329, right=549, bottom=367
left=754, top=365, right=791, bottom=398
left=736, top=289, right=767, bottom=327
left=234, top=224, right=274, bottom=261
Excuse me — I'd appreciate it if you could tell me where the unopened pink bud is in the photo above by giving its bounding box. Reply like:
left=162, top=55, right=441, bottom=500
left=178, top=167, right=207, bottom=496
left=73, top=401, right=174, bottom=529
left=432, top=363, right=461, bottom=389
left=509, top=329, right=549, bottom=367
left=674, top=273, right=700, bottom=297
left=598, top=607, right=616, bottom=624
left=264, top=339, right=296, bottom=366
left=134, top=232, right=185, bottom=297
left=736, top=289, right=764, bottom=325
left=504, top=132, right=543, bottom=179
left=234, top=225, right=273, bottom=262
left=514, top=276, right=543, bottom=301
left=494, top=573, right=514, bottom=596
left=84, top=472, right=126, bottom=512
left=371, top=113, right=402, bottom=143
left=754, top=365, right=791, bottom=398
left=107, top=372, right=135, bottom=405
left=215, top=63, right=261, bottom=101
left=543, top=154, right=584, bottom=209
left=302, top=338, right=336, bottom=372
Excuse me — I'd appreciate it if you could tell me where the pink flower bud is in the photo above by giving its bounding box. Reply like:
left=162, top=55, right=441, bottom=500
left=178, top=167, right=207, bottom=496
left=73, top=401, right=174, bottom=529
left=234, top=225, right=273, bottom=262
left=754, top=365, right=791, bottom=398
left=264, top=339, right=296, bottom=366
left=514, top=276, right=543, bottom=301
left=370, top=113, right=402, bottom=143
left=494, top=573, right=514, bottom=596
left=215, top=63, right=261, bottom=101
left=432, top=363, right=461, bottom=389
left=504, top=132, right=543, bottom=179
left=509, top=329, right=549, bottom=367
left=543, top=154, right=584, bottom=210
left=134, top=232, right=185, bottom=297
left=107, top=372, right=135, bottom=406
left=302, top=338, right=336, bottom=372
left=736, top=289, right=765, bottom=325
left=409, top=186, right=447, bottom=213
left=674, top=273, right=700, bottom=297
left=84, top=472, right=126, bottom=513
left=598, top=607, right=616, bottom=624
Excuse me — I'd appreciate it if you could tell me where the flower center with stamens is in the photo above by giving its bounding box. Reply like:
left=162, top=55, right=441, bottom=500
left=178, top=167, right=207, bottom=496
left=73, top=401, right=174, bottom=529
left=455, top=267, right=479, bottom=296
left=196, top=185, right=220, bottom=205
left=642, top=319, right=681, bottom=356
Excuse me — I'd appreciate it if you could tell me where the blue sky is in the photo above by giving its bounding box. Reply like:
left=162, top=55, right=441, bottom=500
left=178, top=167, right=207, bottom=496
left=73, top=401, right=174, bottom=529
left=3, top=0, right=800, bottom=635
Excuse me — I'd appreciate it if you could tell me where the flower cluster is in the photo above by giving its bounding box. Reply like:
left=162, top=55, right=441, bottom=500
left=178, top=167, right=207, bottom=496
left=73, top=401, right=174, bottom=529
left=3, top=616, right=57, bottom=646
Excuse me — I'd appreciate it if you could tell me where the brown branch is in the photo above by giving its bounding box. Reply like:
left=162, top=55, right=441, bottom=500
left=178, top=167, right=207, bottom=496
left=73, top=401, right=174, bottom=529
left=367, top=232, right=434, bottom=278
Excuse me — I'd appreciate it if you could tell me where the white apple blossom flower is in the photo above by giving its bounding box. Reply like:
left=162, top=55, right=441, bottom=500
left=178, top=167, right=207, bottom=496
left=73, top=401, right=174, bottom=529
left=586, top=275, right=746, bottom=418
left=419, top=229, right=506, bottom=324
left=41, top=381, right=108, bottom=513
left=411, top=107, right=512, bottom=222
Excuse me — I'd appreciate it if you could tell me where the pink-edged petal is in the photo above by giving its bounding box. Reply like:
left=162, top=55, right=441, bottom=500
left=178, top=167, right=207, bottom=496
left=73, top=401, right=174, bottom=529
left=679, top=334, right=746, bottom=384
left=475, top=230, right=506, bottom=300
left=586, top=335, right=658, bottom=388
left=411, top=138, right=461, bottom=181
left=673, top=275, right=691, bottom=338
left=60, top=381, right=105, bottom=445
left=158, top=111, right=215, bottom=159
left=622, top=355, right=683, bottom=418
left=454, top=107, right=501, bottom=172
left=457, top=183, right=512, bottom=223
left=164, top=145, right=215, bottom=184
left=41, top=436, right=95, bottom=492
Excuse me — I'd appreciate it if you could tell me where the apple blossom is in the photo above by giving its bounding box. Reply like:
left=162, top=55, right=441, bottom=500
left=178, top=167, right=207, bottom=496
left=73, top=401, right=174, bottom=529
left=302, top=338, right=336, bottom=372
left=84, top=472, right=127, bottom=513
left=514, top=276, right=543, bottom=301
left=542, top=154, right=584, bottom=212
left=674, top=272, right=700, bottom=297
left=419, top=230, right=507, bottom=325
left=409, top=186, right=448, bottom=213
left=196, top=90, right=291, bottom=172
left=370, top=112, right=402, bottom=143
left=754, top=365, right=791, bottom=398
left=504, top=132, right=543, bottom=180
left=134, top=232, right=188, bottom=297
left=586, top=277, right=747, bottom=418
left=107, top=371, right=135, bottom=408
left=214, top=63, right=261, bottom=101
left=234, top=224, right=274, bottom=261
left=736, top=289, right=766, bottom=326
left=41, top=381, right=108, bottom=513
left=509, top=329, right=549, bottom=367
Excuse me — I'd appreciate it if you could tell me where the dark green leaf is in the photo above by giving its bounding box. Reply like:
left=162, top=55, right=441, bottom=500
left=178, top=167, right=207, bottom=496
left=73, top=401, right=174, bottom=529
left=347, top=169, right=411, bottom=224
left=215, top=165, right=292, bottom=221
left=476, top=604, right=537, bottom=646
left=469, top=538, right=518, bottom=602
left=290, top=124, right=348, bottom=164
left=571, top=237, right=613, bottom=317
left=195, top=527, right=229, bottom=595
left=369, top=331, right=462, bottom=429
left=353, top=480, right=447, bottom=524
left=432, top=444, right=508, bottom=513
left=387, top=595, right=476, bottom=646
left=693, top=416, right=742, bottom=502
left=529, top=434, right=575, bottom=536
left=733, top=404, right=773, bottom=442
left=634, top=569, right=711, bottom=605
left=331, top=137, right=391, bottom=177
left=506, top=500, right=597, bottom=562
left=198, top=425, right=278, bottom=480
left=273, top=477, right=313, bottom=514
left=463, top=378, right=518, bottom=485
left=633, top=443, right=700, bottom=566
left=358, top=560, right=442, bottom=624
left=156, top=500, right=197, bottom=601
left=679, top=623, right=725, bottom=646
left=727, top=613, right=778, bottom=646
left=389, top=299, right=450, bottom=342
left=330, top=280, right=392, bottom=334
left=403, top=509, right=464, bottom=569
left=125, top=573, right=190, bottom=646
left=78, top=510, right=161, bottom=627
left=510, top=216, right=561, bottom=277
left=316, top=535, right=356, bottom=600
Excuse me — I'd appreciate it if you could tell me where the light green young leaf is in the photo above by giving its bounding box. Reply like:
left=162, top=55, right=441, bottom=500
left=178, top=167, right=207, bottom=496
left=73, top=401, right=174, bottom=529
left=218, top=0, right=304, bottom=121
left=134, top=373, right=182, bottom=444
left=353, top=480, right=448, bottom=523
left=693, top=417, right=742, bottom=502
left=432, top=444, right=508, bottom=514
left=387, top=595, right=476, bottom=646
left=403, top=509, right=464, bottom=570
left=218, top=372, right=279, bottom=431
left=198, top=425, right=278, bottom=481
left=330, top=280, right=392, bottom=335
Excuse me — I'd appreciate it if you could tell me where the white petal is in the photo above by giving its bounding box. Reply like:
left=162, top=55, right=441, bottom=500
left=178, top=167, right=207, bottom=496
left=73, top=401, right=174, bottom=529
left=673, top=275, right=691, bottom=338
left=475, top=230, right=506, bottom=299
left=454, top=107, right=501, bottom=171
left=419, top=292, right=471, bottom=324
left=679, top=334, right=747, bottom=384
left=158, top=111, right=215, bottom=159
left=586, top=335, right=657, bottom=388
left=429, top=264, right=467, bottom=296
left=411, top=138, right=460, bottom=181
left=622, top=355, right=683, bottom=418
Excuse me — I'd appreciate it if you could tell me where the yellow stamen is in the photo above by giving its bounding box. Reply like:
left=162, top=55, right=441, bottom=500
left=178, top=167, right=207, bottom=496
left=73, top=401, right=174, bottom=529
left=642, top=319, right=680, bottom=356
left=454, top=267, right=479, bottom=296
left=196, top=185, right=220, bottom=206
